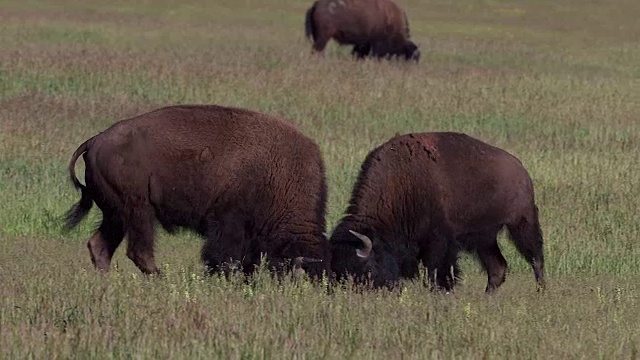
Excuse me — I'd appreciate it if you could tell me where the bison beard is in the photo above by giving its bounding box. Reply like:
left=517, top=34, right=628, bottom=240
left=305, top=0, right=420, bottom=61
left=329, top=132, right=545, bottom=293
left=64, top=104, right=330, bottom=278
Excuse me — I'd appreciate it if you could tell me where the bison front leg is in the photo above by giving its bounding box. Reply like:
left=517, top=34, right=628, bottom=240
left=201, top=215, right=247, bottom=277
left=201, top=239, right=244, bottom=276
left=87, top=214, right=125, bottom=272
left=351, top=44, right=371, bottom=59
left=371, top=40, right=394, bottom=60
left=420, top=229, right=460, bottom=292
left=428, top=259, right=460, bottom=292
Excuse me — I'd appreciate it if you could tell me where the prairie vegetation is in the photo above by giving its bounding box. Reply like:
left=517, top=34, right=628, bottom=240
left=1, top=0, right=639, bottom=358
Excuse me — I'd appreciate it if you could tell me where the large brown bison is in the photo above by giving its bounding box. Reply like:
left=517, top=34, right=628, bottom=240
left=305, top=0, right=420, bottom=61
left=64, top=105, right=330, bottom=278
left=330, top=132, right=545, bottom=293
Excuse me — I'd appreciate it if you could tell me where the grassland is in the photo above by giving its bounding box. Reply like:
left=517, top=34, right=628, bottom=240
left=1, top=0, right=639, bottom=358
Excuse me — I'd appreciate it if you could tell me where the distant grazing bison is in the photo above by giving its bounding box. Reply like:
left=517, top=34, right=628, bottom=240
left=64, top=105, right=330, bottom=278
left=330, top=132, right=545, bottom=293
left=305, top=0, right=420, bottom=61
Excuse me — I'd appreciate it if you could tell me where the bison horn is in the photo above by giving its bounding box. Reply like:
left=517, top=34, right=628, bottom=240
left=293, top=256, right=323, bottom=277
left=348, top=230, right=372, bottom=259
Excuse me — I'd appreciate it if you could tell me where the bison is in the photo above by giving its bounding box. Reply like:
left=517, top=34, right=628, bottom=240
left=305, top=0, right=420, bottom=61
left=330, top=132, right=545, bottom=293
left=64, top=104, right=330, bottom=278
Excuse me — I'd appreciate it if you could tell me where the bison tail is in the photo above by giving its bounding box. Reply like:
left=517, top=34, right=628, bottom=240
left=404, top=12, right=411, bottom=39
left=305, top=3, right=317, bottom=42
left=64, top=138, right=94, bottom=230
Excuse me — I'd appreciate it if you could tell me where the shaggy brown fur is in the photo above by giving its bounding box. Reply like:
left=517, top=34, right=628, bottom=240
left=64, top=105, right=330, bottom=278
left=330, top=132, right=545, bottom=293
left=305, top=0, right=420, bottom=61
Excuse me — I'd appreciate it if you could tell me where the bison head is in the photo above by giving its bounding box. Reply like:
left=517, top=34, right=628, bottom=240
left=404, top=41, right=420, bottom=62
left=330, top=229, right=403, bottom=288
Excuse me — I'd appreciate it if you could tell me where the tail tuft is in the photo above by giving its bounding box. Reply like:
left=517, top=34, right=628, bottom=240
left=64, top=189, right=93, bottom=230
left=305, top=3, right=317, bottom=42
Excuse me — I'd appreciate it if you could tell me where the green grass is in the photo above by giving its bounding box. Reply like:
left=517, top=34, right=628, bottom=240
left=1, top=0, right=640, bottom=358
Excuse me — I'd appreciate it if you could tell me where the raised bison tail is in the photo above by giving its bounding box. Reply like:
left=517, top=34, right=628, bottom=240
left=64, top=137, right=94, bottom=230
left=404, top=12, right=411, bottom=39
left=305, top=2, right=317, bottom=42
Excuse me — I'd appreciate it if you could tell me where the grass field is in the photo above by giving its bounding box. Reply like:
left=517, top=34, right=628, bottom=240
left=1, top=0, right=639, bottom=358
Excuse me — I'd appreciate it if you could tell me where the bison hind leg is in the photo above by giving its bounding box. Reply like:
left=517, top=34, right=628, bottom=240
left=477, top=242, right=508, bottom=294
left=311, top=33, right=331, bottom=53
left=462, top=228, right=507, bottom=293
left=125, top=206, right=161, bottom=275
left=87, top=213, right=125, bottom=272
left=506, top=209, right=545, bottom=290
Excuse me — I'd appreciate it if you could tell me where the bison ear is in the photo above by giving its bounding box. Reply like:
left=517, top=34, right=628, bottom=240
left=348, top=230, right=373, bottom=259
left=292, top=256, right=323, bottom=277
left=293, top=256, right=306, bottom=277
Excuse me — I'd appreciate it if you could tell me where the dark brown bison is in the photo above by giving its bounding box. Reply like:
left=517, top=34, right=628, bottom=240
left=305, top=0, right=420, bottom=61
left=64, top=104, right=330, bottom=278
left=330, top=132, right=545, bottom=293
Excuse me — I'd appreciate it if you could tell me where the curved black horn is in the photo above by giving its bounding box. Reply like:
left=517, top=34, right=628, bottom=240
left=348, top=230, right=372, bottom=258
